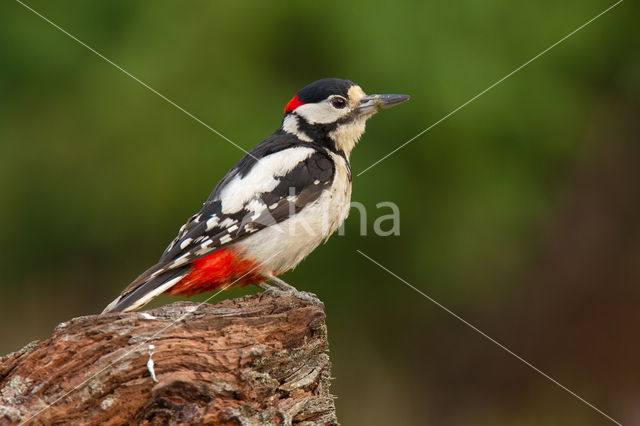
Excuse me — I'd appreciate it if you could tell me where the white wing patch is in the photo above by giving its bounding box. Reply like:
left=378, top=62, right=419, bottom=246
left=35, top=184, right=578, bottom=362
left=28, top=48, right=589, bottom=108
left=217, top=147, right=315, bottom=214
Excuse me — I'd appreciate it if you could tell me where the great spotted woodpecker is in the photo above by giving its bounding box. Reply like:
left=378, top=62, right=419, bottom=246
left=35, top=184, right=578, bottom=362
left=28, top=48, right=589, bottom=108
left=102, top=78, right=409, bottom=313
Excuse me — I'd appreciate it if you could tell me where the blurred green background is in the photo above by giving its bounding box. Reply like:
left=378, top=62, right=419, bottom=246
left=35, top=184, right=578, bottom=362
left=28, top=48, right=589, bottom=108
left=1, top=0, right=638, bottom=424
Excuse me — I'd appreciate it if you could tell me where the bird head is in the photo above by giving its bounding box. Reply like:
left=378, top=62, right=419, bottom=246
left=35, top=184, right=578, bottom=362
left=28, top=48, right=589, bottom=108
left=282, top=78, right=409, bottom=157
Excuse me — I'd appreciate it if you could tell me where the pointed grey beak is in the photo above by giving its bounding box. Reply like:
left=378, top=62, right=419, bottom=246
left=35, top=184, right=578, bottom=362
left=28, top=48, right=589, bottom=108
left=357, top=94, right=410, bottom=114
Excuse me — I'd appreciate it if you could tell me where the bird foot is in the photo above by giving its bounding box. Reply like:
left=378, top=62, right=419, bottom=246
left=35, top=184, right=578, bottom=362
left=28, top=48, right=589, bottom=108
left=258, top=282, right=324, bottom=309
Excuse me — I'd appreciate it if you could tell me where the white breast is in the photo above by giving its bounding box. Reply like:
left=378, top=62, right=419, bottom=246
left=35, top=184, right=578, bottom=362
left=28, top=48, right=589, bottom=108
left=234, top=152, right=352, bottom=274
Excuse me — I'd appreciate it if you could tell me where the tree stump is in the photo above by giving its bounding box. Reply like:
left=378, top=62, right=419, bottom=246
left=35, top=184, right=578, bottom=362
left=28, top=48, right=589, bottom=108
left=0, top=294, right=337, bottom=425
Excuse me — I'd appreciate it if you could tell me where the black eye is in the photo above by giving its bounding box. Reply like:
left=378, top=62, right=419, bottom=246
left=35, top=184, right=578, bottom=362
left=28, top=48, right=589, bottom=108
left=331, top=97, right=347, bottom=109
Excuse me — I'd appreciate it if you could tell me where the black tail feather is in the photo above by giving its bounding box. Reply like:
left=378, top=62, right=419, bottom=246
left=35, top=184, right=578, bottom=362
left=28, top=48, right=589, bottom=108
left=102, top=266, right=189, bottom=313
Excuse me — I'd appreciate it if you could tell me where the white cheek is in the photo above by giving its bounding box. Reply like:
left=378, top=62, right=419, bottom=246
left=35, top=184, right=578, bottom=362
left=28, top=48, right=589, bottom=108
left=282, top=115, right=312, bottom=142
left=295, top=102, right=347, bottom=124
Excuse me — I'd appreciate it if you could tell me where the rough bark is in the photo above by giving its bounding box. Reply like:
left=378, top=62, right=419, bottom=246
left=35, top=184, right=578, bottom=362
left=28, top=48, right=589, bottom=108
left=0, top=294, right=337, bottom=425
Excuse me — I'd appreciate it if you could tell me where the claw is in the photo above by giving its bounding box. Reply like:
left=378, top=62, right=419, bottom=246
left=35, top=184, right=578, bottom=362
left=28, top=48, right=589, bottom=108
left=258, top=281, right=324, bottom=309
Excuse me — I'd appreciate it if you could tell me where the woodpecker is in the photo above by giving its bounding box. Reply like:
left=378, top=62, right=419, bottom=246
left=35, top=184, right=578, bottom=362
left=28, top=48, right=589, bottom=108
left=102, top=78, right=409, bottom=313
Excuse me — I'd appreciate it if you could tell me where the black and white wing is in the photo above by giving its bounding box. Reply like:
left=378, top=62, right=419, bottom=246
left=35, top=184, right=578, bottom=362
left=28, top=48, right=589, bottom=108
left=103, top=139, right=334, bottom=312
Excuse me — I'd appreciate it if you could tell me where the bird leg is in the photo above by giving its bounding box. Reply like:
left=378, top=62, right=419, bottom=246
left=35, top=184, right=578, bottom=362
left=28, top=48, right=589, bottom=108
left=266, top=274, right=300, bottom=292
left=258, top=274, right=324, bottom=308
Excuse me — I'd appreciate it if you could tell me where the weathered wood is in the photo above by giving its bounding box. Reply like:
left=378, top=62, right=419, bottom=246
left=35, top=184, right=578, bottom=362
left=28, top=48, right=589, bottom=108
left=0, top=294, right=336, bottom=425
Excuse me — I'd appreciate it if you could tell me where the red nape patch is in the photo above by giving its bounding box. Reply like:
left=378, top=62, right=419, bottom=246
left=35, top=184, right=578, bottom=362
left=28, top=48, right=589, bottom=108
left=284, top=95, right=305, bottom=113
left=166, top=249, right=263, bottom=297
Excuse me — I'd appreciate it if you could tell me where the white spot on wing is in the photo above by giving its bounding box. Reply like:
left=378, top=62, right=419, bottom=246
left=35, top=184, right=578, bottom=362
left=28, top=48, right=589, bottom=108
left=220, top=234, right=232, bottom=244
left=206, top=216, right=219, bottom=231
left=172, top=253, right=191, bottom=267
left=195, top=246, right=211, bottom=255
left=219, top=217, right=238, bottom=228
left=179, top=238, right=192, bottom=249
